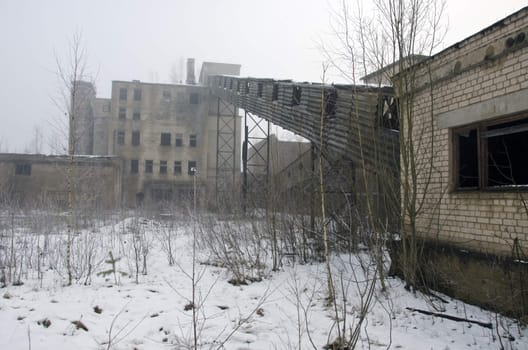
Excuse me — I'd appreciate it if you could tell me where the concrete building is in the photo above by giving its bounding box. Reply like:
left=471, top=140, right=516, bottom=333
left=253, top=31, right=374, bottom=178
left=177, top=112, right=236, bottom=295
left=74, top=59, right=241, bottom=207
left=0, top=153, right=122, bottom=209
left=397, top=7, right=528, bottom=318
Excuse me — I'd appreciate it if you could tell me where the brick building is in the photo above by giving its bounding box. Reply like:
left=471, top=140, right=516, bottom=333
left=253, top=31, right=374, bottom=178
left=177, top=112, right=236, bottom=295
left=399, top=7, right=528, bottom=318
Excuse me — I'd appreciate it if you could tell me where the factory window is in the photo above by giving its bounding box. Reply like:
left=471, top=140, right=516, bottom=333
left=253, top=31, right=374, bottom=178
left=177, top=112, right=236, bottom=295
left=189, top=92, right=199, bottom=104
left=15, top=163, right=31, bottom=176
left=160, top=160, right=168, bottom=174
left=133, top=110, right=140, bottom=120
left=131, top=131, right=140, bottom=146
left=189, top=134, right=197, bottom=147
left=245, top=81, right=250, bottom=94
left=188, top=161, right=197, bottom=175
left=119, top=88, right=127, bottom=100
left=160, top=133, right=171, bottom=146
left=236, top=81, right=241, bottom=93
left=324, top=89, right=337, bottom=117
left=175, top=133, right=183, bottom=147
left=131, top=160, right=139, bottom=174
left=145, top=160, right=153, bottom=174
left=117, top=130, right=125, bottom=145
left=163, top=90, right=171, bottom=99
left=174, top=161, right=182, bottom=175
left=118, top=107, right=126, bottom=119
left=453, top=113, right=528, bottom=190
left=134, top=88, right=142, bottom=101
left=292, top=86, right=302, bottom=106
left=272, top=83, right=279, bottom=101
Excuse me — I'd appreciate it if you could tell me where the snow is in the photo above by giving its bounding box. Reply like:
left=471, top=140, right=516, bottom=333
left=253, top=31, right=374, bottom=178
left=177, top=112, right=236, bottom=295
left=1, top=214, right=526, bottom=350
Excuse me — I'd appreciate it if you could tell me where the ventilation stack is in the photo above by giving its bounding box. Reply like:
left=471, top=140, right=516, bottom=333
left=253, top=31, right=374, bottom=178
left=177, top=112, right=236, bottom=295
left=186, top=58, right=196, bottom=85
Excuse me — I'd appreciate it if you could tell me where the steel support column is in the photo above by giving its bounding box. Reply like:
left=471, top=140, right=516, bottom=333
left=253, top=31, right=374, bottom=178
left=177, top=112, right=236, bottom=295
left=242, top=110, right=270, bottom=212
left=215, top=97, right=238, bottom=211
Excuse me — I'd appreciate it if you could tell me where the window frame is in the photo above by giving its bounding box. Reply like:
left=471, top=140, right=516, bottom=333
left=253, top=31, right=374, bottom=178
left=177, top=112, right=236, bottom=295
left=188, top=161, right=197, bottom=176
left=130, top=159, right=139, bottom=174
left=118, top=107, right=126, bottom=120
left=133, top=88, right=142, bottom=101
left=174, top=161, right=182, bottom=175
left=15, top=163, right=31, bottom=176
left=189, top=134, right=197, bottom=147
left=117, top=130, right=125, bottom=145
left=119, top=88, right=127, bottom=101
left=451, top=112, right=528, bottom=191
left=145, top=160, right=153, bottom=174
left=159, top=160, right=168, bottom=175
left=175, top=133, right=183, bottom=147
left=160, top=132, right=171, bottom=146
left=131, top=130, right=140, bottom=146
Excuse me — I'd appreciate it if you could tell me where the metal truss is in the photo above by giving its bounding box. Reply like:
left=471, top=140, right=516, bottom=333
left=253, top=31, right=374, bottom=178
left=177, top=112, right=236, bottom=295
left=242, top=110, right=270, bottom=211
left=215, top=98, right=238, bottom=209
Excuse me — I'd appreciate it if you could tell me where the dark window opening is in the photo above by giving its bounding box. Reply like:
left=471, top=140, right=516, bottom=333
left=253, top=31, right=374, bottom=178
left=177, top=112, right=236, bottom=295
left=486, top=119, right=528, bottom=187
left=188, top=161, right=197, bottom=175
left=272, top=83, right=279, bottom=101
left=118, top=107, right=126, bottom=119
left=175, top=133, right=183, bottom=147
left=15, top=163, right=31, bottom=176
left=174, top=161, right=182, bottom=175
left=119, top=88, right=127, bottom=100
left=456, top=128, right=479, bottom=188
left=236, top=81, right=241, bottom=93
left=160, top=160, right=168, bottom=174
left=378, top=96, right=399, bottom=130
left=223, top=78, right=227, bottom=88
left=453, top=115, right=528, bottom=190
left=132, top=131, right=140, bottom=146
left=245, top=81, right=250, bottom=94
left=133, top=110, right=140, bottom=120
left=134, top=88, right=141, bottom=101
left=190, top=93, right=199, bottom=104
left=131, top=160, right=139, bottom=174
left=324, top=89, right=337, bottom=117
left=189, top=134, right=197, bottom=147
left=229, top=79, right=233, bottom=90
left=292, top=86, right=302, bottom=106
left=117, top=130, right=125, bottom=145
left=161, top=133, right=171, bottom=146
left=257, top=82, right=263, bottom=98
left=145, top=160, right=153, bottom=174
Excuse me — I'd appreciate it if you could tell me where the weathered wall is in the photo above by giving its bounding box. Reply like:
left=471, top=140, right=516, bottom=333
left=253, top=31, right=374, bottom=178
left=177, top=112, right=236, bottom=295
left=405, top=8, right=528, bottom=256
left=0, top=154, right=122, bottom=209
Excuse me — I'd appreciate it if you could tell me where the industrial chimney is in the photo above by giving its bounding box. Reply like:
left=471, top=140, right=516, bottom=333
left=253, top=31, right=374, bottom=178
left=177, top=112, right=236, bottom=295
left=186, top=58, right=196, bottom=85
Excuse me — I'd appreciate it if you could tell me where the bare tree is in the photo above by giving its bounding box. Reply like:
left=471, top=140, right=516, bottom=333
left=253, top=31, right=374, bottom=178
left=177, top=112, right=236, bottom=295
left=52, top=31, right=94, bottom=285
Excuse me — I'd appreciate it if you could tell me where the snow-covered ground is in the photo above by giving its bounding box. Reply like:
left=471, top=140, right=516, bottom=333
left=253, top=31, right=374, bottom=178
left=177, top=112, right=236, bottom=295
left=1, top=215, right=526, bottom=349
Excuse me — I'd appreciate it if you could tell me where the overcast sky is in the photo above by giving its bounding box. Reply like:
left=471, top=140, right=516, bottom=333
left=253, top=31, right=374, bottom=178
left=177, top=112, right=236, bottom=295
left=0, top=0, right=526, bottom=153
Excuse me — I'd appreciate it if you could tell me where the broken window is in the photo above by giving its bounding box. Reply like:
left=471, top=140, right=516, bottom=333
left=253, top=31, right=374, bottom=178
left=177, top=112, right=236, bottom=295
left=324, top=89, right=337, bottom=117
left=15, top=163, right=31, bottom=176
left=132, top=131, right=140, bottom=146
left=188, top=161, right=197, bottom=175
left=292, top=86, right=302, bottom=106
left=134, top=88, right=141, bottom=101
left=145, top=160, right=153, bottom=174
left=131, top=159, right=139, bottom=174
left=118, top=107, right=126, bottom=120
left=453, top=114, right=528, bottom=190
left=160, top=133, right=171, bottom=146
left=272, top=83, right=279, bottom=102
left=174, top=161, right=182, bottom=175
left=119, top=88, right=127, bottom=100
left=189, top=134, right=197, bottom=147
left=175, top=133, right=183, bottom=147
left=160, top=160, right=167, bottom=174
left=117, top=130, right=125, bottom=145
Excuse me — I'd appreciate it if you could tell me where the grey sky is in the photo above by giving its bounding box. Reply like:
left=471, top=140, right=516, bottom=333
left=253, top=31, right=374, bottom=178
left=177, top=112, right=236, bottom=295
left=0, top=0, right=526, bottom=153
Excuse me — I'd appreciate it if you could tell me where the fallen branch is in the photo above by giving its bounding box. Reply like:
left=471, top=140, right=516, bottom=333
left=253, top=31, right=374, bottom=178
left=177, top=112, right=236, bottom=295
left=406, top=307, right=492, bottom=329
